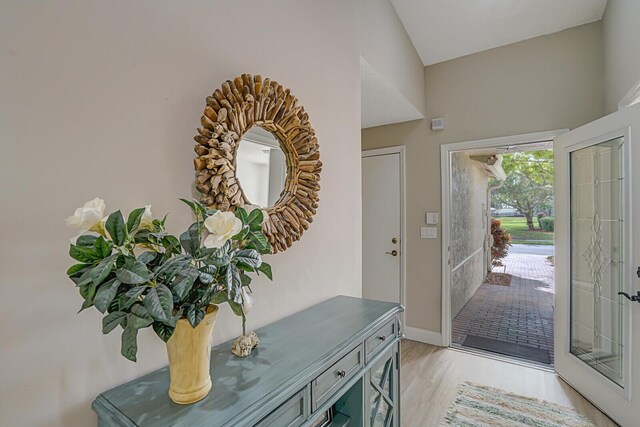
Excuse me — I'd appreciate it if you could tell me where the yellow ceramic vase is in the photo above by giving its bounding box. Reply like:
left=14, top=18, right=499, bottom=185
left=166, top=305, right=219, bottom=404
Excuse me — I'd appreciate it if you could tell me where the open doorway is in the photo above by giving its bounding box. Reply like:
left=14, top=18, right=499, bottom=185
left=442, top=131, right=563, bottom=368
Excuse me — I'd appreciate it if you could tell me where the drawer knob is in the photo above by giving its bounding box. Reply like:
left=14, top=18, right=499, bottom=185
left=378, top=335, right=387, bottom=342
left=337, top=370, right=346, bottom=379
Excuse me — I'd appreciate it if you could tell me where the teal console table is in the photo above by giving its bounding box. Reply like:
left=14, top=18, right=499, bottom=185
left=93, top=296, right=403, bottom=426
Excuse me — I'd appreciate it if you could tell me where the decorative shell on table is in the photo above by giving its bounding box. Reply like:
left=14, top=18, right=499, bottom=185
left=192, top=74, right=321, bottom=254
left=231, top=332, right=260, bottom=358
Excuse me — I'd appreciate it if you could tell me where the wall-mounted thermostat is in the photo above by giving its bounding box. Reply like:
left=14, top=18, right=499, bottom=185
left=426, top=212, right=439, bottom=225
left=431, top=118, right=445, bottom=131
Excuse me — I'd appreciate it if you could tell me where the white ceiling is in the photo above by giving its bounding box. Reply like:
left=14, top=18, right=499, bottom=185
left=390, top=0, right=607, bottom=66
left=361, top=56, right=424, bottom=128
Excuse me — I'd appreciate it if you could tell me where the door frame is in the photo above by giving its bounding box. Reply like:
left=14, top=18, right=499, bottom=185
left=362, top=145, right=407, bottom=322
left=440, top=129, right=568, bottom=347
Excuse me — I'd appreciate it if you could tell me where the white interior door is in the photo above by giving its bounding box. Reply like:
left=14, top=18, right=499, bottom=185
left=362, top=149, right=403, bottom=305
left=555, top=103, right=640, bottom=426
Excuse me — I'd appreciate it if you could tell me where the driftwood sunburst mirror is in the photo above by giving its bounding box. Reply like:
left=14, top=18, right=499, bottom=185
left=192, top=74, right=321, bottom=253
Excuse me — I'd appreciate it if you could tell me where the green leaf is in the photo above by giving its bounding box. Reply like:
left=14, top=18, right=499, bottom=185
left=102, top=311, right=126, bottom=334
left=67, top=263, right=91, bottom=277
left=91, top=253, right=118, bottom=286
left=116, top=257, right=151, bottom=284
left=234, top=207, right=249, bottom=224
left=94, top=278, right=121, bottom=313
left=162, top=235, right=182, bottom=256
left=137, top=251, right=158, bottom=265
left=76, top=235, right=98, bottom=247
left=78, top=281, right=97, bottom=312
left=126, top=207, right=146, bottom=232
left=93, top=236, right=112, bottom=258
left=232, top=225, right=249, bottom=241
left=226, top=264, right=241, bottom=299
left=240, top=271, right=252, bottom=286
left=133, top=229, right=151, bottom=245
left=121, top=327, right=138, bottom=362
left=171, top=270, right=198, bottom=300
left=72, top=267, right=94, bottom=287
left=119, top=286, right=147, bottom=309
left=128, top=304, right=154, bottom=329
left=247, top=228, right=270, bottom=253
left=69, top=244, right=99, bottom=263
left=247, top=208, right=264, bottom=226
left=200, top=265, right=217, bottom=275
left=180, top=198, right=208, bottom=220
left=210, top=291, right=228, bottom=304
left=235, top=249, right=262, bottom=269
left=228, top=299, right=244, bottom=317
left=187, top=305, right=206, bottom=328
left=152, top=322, right=175, bottom=343
left=256, top=262, right=273, bottom=280
left=105, top=210, right=127, bottom=246
left=144, top=284, right=173, bottom=322
left=154, top=254, right=192, bottom=281
left=180, top=222, right=201, bottom=255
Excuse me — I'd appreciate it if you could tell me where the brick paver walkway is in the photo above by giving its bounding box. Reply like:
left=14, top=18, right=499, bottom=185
left=452, top=253, right=555, bottom=365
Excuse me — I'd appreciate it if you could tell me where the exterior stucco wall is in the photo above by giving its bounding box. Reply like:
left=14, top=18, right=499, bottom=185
left=450, top=153, right=489, bottom=318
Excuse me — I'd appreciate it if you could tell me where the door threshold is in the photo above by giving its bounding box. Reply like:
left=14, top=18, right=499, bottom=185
left=450, top=343, right=554, bottom=372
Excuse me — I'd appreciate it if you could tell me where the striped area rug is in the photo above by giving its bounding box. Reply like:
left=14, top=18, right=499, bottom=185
left=441, top=382, right=595, bottom=427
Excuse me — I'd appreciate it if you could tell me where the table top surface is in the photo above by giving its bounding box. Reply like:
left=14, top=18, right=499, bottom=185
left=95, top=296, right=401, bottom=427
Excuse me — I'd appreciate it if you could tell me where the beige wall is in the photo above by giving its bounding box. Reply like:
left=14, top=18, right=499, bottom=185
left=0, top=1, right=361, bottom=425
left=357, top=0, right=426, bottom=116
left=603, top=0, right=640, bottom=113
left=362, top=22, right=604, bottom=333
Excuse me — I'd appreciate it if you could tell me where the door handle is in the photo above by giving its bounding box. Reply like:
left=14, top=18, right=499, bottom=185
left=618, top=291, right=640, bottom=303
left=385, top=250, right=398, bottom=256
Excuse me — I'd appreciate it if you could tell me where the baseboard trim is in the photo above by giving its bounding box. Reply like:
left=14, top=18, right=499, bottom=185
left=404, top=326, right=444, bottom=346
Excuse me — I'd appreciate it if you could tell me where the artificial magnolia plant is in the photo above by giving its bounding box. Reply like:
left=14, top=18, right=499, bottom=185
left=65, top=198, right=272, bottom=361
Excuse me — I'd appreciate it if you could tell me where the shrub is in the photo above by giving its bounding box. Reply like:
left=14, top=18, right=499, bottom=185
left=536, top=211, right=547, bottom=229
left=540, top=217, right=555, bottom=232
left=491, top=218, right=512, bottom=267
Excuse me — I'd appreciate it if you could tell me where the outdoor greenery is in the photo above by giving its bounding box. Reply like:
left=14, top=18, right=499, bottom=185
left=65, top=198, right=272, bottom=362
left=490, top=219, right=512, bottom=267
left=494, top=217, right=554, bottom=245
left=539, top=217, right=555, bottom=232
left=492, top=150, right=554, bottom=230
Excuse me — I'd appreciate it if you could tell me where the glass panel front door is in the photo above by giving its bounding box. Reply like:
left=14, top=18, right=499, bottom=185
left=569, top=136, right=625, bottom=387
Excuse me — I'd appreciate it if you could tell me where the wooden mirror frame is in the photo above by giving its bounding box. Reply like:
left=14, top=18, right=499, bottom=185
left=193, top=74, right=321, bottom=253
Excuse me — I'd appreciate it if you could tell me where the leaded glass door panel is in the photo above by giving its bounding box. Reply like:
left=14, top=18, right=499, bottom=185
left=555, top=103, right=640, bottom=427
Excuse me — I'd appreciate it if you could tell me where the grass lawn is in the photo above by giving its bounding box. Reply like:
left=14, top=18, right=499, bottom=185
left=493, top=216, right=554, bottom=245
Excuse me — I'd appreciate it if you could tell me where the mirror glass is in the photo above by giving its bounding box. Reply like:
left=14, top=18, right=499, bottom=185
left=236, top=126, right=287, bottom=208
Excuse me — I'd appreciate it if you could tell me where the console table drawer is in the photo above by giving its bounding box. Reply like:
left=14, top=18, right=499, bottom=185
left=255, top=387, right=309, bottom=427
left=365, top=317, right=397, bottom=361
left=311, top=344, right=363, bottom=411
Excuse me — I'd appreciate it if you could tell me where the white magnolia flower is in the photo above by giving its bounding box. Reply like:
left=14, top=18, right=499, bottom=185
left=203, top=211, right=242, bottom=248
left=242, top=204, right=268, bottom=224
left=242, top=288, right=254, bottom=314
left=140, top=205, right=153, bottom=228
left=66, top=198, right=106, bottom=242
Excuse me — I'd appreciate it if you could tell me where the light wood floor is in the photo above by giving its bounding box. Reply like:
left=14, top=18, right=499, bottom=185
left=400, top=340, right=618, bottom=426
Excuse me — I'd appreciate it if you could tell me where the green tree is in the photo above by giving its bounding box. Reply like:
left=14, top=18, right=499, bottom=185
left=492, top=150, right=554, bottom=230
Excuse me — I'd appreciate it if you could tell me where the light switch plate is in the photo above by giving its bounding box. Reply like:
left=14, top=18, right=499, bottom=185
left=421, top=226, right=437, bottom=239
left=426, top=212, right=439, bottom=225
